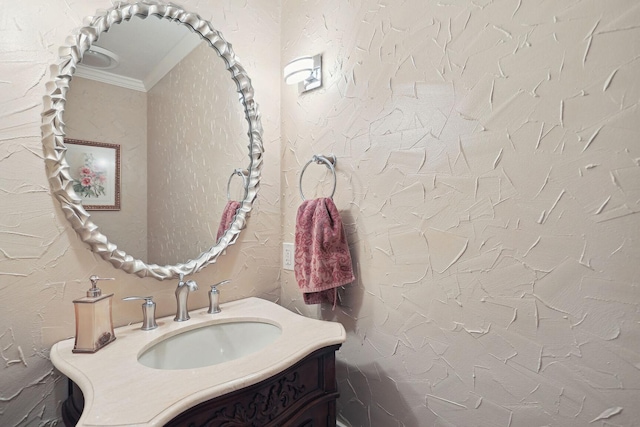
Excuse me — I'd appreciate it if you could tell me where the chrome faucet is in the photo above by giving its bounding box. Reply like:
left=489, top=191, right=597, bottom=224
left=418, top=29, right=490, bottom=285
left=174, top=273, right=198, bottom=322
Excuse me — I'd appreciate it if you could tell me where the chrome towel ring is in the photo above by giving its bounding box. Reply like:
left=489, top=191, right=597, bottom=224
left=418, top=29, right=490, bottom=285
left=227, top=168, right=248, bottom=201
left=299, top=154, right=337, bottom=201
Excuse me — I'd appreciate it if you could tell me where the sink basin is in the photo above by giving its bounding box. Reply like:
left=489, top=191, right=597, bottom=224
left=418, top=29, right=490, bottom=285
left=138, top=321, right=281, bottom=370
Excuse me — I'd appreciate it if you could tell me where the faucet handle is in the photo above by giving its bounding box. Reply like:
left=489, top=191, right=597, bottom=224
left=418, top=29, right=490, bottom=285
left=208, top=280, right=230, bottom=314
left=123, top=295, right=155, bottom=304
left=123, top=296, right=158, bottom=331
left=210, top=279, right=231, bottom=291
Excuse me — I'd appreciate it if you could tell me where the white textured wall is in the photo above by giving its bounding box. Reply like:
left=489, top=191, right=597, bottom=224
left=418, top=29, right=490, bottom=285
left=3, top=0, right=640, bottom=425
left=281, top=1, right=640, bottom=426
left=65, top=77, right=149, bottom=261
left=148, top=42, right=248, bottom=265
left=0, top=1, right=280, bottom=424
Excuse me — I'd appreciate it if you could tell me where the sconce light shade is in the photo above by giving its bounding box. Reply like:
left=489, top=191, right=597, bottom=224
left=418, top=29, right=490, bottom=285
left=284, top=56, right=314, bottom=84
left=283, top=54, right=322, bottom=93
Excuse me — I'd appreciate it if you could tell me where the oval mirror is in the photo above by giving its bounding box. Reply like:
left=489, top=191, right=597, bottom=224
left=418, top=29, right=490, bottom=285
left=41, top=2, right=263, bottom=280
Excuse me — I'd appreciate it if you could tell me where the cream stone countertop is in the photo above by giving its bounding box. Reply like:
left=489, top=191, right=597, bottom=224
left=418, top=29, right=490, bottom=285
left=50, top=297, right=346, bottom=426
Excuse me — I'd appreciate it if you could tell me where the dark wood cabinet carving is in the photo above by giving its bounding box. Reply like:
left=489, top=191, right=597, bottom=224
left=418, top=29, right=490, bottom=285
left=61, top=345, right=341, bottom=427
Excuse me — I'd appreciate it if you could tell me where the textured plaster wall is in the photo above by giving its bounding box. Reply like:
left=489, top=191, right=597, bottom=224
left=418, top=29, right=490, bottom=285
left=64, top=77, right=149, bottom=261
left=0, top=0, right=280, bottom=424
left=280, top=0, right=640, bottom=426
left=148, top=41, right=248, bottom=265
left=3, top=0, right=640, bottom=425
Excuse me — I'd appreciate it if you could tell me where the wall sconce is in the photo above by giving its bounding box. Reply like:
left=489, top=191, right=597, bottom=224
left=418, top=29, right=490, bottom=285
left=283, top=54, right=322, bottom=93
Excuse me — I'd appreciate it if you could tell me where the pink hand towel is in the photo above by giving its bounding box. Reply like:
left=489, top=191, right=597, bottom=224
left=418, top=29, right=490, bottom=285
left=294, top=197, right=355, bottom=306
left=216, top=200, right=241, bottom=241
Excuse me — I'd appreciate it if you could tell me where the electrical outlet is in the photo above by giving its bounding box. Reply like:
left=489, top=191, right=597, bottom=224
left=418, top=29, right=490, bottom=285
left=283, top=243, right=294, bottom=270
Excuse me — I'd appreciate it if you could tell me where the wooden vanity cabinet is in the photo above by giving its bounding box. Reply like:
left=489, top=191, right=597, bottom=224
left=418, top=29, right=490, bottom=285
left=62, top=344, right=341, bottom=427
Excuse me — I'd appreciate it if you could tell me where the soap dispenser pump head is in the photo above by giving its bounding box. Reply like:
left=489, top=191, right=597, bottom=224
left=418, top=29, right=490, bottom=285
left=87, top=275, right=114, bottom=297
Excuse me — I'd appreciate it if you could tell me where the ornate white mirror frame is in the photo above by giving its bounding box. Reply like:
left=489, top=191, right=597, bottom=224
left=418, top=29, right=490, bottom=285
left=41, top=1, right=263, bottom=280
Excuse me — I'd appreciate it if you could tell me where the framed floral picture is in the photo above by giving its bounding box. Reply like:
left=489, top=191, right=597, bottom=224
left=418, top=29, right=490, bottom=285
left=64, top=139, right=121, bottom=211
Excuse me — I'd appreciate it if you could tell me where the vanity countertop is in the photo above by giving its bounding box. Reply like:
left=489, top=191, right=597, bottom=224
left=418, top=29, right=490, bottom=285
left=50, top=297, right=346, bottom=426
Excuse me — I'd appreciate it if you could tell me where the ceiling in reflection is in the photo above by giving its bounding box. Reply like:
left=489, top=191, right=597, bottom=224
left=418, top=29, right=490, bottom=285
left=76, top=16, right=201, bottom=92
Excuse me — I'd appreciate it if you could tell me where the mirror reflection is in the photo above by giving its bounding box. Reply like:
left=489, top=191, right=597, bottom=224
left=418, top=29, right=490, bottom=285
left=64, top=15, right=249, bottom=266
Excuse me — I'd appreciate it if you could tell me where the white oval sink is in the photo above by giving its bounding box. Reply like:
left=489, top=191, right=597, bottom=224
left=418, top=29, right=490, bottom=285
left=138, top=321, right=281, bottom=370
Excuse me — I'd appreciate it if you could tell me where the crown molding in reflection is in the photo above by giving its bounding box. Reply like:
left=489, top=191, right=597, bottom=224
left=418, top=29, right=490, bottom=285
left=74, top=33, right=199, bottom=93
left=74, top=66, right=147, bottom=92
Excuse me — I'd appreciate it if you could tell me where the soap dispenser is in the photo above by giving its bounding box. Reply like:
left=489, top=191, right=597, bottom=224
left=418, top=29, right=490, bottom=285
left=72, top=275, right=116, bottom=353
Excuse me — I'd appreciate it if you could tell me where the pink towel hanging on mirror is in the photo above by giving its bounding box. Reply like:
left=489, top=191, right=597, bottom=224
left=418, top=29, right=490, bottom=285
left=294, top=197, right=355, bottom=306
left=216, top=200, right=241, bottom=241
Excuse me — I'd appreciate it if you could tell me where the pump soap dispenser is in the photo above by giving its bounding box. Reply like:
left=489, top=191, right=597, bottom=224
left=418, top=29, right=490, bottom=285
left=72, top=275, right=116, bottom=353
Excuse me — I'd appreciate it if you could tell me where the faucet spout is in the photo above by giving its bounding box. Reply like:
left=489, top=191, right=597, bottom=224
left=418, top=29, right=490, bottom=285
left=174, top=274, right=198, bottom=322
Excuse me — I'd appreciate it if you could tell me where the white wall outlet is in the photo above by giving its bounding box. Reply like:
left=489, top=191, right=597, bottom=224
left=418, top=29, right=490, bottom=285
left=283, top=242, right=294, bottom=270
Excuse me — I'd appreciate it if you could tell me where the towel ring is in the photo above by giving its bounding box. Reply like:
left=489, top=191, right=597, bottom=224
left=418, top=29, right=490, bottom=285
left=299, top=154, right=337, bottom=201
left=227, top=168, right=248, bottom=201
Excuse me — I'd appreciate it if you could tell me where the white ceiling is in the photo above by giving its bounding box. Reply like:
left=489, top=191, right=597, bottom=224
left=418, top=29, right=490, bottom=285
left=75, top=15, right=202, bottom=92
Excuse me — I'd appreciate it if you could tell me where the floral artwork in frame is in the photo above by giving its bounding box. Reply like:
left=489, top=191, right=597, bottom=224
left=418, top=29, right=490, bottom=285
left=64, top=139, right=121, bottom=211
